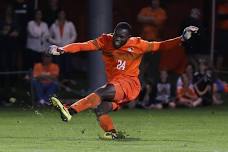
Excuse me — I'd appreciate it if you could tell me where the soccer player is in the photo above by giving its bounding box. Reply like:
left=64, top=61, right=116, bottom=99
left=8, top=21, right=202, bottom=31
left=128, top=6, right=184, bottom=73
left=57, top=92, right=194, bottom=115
left=48, top=22, right=198, bottom=139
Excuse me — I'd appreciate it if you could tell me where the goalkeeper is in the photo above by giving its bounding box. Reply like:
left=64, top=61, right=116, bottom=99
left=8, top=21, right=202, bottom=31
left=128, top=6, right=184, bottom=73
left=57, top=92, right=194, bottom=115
left=48, top=22, right=198, bottom=139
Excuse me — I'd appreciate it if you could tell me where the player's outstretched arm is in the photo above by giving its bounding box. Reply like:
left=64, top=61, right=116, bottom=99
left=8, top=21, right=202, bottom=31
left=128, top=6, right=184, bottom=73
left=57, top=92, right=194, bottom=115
left=48, top=40, right=99, bottom=55
left=150, top=26, right=199, bottom=52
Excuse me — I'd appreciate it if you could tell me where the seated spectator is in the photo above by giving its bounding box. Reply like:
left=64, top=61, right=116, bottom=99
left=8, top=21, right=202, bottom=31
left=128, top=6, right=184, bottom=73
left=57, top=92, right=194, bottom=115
left=177, top=63, right=194, bottom=88
left=206, top=68, right=225, bottom=105
left=213, top=78, right=228, bottom=94
left=193, top=59, right=213, bottom=106
left=32, top=53, right=59, bottom=106
left=137, top=83, right=152, bottom=108
left=148, top=70, right=175, bottom=109
left=176, top=74, right=202, bottom=107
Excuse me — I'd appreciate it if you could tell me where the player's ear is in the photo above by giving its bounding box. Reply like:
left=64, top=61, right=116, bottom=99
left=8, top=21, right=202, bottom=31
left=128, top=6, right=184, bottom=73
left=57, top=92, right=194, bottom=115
left=127, top=32, right=131, bottom=39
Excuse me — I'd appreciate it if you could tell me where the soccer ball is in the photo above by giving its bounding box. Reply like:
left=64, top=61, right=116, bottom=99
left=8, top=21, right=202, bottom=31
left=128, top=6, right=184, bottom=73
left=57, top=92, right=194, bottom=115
left=9, top=97, right=16, bottom=103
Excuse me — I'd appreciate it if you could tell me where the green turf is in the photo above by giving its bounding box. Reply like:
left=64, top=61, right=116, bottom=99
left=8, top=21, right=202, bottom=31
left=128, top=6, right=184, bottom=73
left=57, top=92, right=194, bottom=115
left=0, top=104, right=228, bottom=152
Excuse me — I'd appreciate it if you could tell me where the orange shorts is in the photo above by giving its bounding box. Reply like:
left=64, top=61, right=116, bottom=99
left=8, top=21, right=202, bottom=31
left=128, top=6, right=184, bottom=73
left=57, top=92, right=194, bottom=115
left=109, top=76, right=141, bottom=110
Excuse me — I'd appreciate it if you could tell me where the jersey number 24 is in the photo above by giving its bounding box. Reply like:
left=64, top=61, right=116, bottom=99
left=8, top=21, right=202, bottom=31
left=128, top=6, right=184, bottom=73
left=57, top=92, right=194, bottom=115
left=116, top=59, right=126, bottom=70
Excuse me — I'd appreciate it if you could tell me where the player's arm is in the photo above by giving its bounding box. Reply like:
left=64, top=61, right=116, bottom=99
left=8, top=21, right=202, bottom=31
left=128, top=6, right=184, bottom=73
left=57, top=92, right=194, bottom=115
left=48, top=40, right=100, bottom=55
left=62, top=40, right=100, bottom=53
left=148, top=26, right=199, bottom=52
left=48, top=33, right=108, bottom=55
left=150, top=36, right=182, bottom=52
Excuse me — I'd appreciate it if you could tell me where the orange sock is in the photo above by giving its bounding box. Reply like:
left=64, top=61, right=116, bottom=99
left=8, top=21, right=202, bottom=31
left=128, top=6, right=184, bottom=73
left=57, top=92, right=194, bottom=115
left=70, top=93, right=101, bottom=113
left=98, top=114, right=116, bottom=132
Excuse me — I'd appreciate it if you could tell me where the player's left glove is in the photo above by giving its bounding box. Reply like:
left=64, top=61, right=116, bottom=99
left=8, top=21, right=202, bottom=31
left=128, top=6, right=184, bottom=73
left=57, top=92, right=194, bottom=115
left=48, top=45, right=64, bottom=55
left=181, top=26, right=199, bottom=41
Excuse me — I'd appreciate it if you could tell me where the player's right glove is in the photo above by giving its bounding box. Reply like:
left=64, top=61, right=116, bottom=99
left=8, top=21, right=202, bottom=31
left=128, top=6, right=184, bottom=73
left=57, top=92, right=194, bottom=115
left=48, top=45, right=64, bottom=55
left=181, top=26, right=199, bottom=41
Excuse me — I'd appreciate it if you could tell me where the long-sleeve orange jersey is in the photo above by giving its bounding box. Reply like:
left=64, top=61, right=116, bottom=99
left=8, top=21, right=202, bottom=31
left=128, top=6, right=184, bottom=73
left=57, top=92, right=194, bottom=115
left=62, top=34, right=182, bottom=82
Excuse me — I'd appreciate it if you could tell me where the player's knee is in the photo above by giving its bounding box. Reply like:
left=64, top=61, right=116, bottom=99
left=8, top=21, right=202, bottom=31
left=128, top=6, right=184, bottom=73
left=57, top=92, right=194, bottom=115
left=94, top=102, right=113, bottom=117
left=95, top=84, right=115, bottom=101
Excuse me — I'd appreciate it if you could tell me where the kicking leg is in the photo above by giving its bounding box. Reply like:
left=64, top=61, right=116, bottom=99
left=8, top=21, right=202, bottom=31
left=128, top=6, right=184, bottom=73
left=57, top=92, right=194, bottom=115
left=51, top=84, right=115, bottom=122
left=69, top=84, right=115, bottom=113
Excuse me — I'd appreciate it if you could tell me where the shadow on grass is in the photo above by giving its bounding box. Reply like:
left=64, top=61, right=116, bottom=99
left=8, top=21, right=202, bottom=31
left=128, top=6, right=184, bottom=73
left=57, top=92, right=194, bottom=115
left=98, top=137, right=141, bottom=142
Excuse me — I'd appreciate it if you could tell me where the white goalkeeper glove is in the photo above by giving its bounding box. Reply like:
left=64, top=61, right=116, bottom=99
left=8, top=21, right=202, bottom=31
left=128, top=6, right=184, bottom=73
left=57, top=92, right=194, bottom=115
left=48, top=45, right=64, bottom=55
left=181, top=26, right=199, bottom=41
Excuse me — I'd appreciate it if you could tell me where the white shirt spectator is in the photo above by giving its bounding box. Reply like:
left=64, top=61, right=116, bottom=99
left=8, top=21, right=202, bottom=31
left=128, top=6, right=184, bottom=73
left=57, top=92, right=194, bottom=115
left=49, top=20, right=77, bottom=46
left=26, top=20, right=49, bottom=53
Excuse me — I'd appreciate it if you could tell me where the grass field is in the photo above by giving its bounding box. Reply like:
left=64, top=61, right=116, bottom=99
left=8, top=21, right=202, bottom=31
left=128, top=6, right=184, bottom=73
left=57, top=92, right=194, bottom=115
left=0, top=102, right=228, bottom=152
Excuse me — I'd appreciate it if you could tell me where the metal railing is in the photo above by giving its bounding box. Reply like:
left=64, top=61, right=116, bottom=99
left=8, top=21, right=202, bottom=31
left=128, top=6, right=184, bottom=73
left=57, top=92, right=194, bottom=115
left=0, top=70, right=34, bottom=105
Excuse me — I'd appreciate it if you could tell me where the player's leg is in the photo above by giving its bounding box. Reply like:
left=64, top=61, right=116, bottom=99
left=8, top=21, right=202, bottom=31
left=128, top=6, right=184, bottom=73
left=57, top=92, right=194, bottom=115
left=51, top=84, right=116, bottom=122
left=94, top=102, right=115, bottom=133
left=94, top=101, right=125, bottom=139
left=68, top=83, right=115, bottom=113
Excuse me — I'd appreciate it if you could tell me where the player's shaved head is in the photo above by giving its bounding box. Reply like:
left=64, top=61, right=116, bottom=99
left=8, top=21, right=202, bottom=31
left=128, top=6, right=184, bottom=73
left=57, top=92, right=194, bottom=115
left=113, top=22, right=132, bottom=49
left=114, top=22, right=132, bottom=35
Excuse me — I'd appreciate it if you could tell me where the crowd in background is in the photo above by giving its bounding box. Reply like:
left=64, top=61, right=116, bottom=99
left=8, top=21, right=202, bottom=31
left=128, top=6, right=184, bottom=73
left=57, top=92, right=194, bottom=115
left=0, top=0, right=77, bottom=75
left=0, top=0, right=228, bottom=107
left=134, top=0, right=228, bottom=109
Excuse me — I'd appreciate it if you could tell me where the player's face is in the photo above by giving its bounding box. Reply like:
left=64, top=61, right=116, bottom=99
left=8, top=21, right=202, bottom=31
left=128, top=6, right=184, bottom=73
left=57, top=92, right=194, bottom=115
left=113, top=28, right=130, bottom=49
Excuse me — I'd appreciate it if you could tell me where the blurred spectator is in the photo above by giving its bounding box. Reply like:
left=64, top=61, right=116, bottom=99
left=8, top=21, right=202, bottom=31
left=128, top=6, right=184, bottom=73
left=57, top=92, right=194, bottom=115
left=26, top=9, right=49, bottom=70
left=137, top=0, right=167, bottom=41
left=137, top=83, right=152, bottom=108
left=180, top=8, right=208, bottom=70
left=12, top=0, right=34, bottom=70
left=0, top=4, right=19, bottom=72
left=176, top=74, right=202, bottom=107
left=159, top=45, right=188, bottom=75
left=213, top=77, right=228, bottom=95
left=43, top=0, right=60, bottom=27
left=148, top=70, right=175, bottom=109
left=193, top=59, right=213, bottom=106
left=206, top=68, right=224, bottom=105
left=215, top=0, right=228, bottom=70
left=49, top=10, right=77, bottom=77
left=137, top=0, right=167, bottom=84
left=0, top=4, right=20, bottom=88
left=32, top=53, right=59, bottom=106
left=177, top=63, right=194, bottom=88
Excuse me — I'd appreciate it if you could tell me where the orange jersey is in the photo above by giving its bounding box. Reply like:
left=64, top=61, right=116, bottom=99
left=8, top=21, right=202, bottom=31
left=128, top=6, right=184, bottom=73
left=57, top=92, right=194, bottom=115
left=138, top=6, right=167, bottom=40
left=96, top=34, right=155, bottom=81
left=33, top=63, right=60, bottom=83
left=62, top=34, right=182, bottom=82
left=62, top=34, right=181, bottom=102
